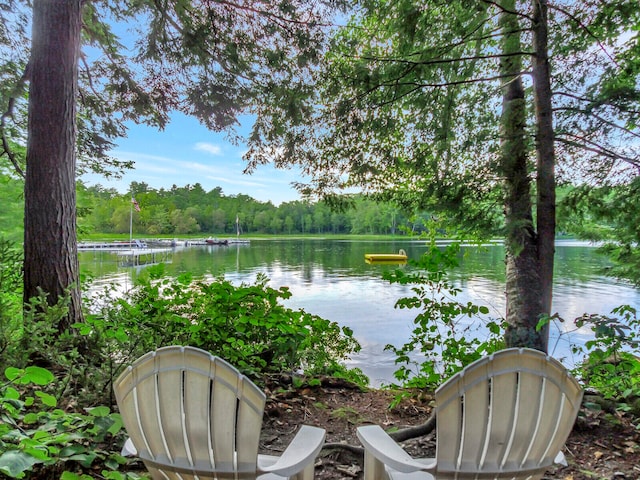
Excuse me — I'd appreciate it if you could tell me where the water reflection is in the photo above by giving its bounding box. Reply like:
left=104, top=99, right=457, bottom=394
left=80, top=239, right=640, bottom=386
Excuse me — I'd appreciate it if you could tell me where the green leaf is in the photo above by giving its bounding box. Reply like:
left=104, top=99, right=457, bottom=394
left=68, top=452, right=98, bottom=467
left=59, top=445, right=87, bottom=457
left=0, top=450, right=40, bottom=478
left=107, top=414, right=124, bottom=436
left=35, top=391, right=57, bottom=407
left=101, top=471, right=125, bottom=480
left=23, top=413, right=38, bottom=424
left=61, top=473, right=80, bottom=480
left=104, top=457, right=121, bottom=470
left=2, top=387, right=20, bottom=400
left=86, top=406, right=110, bottom=417
left=22, top=447, right=50, bottom=461
left=23, top=367, right=54, bottom=386
left=584, top=401, right=602, bottom=411
left=4, top=367, right=22, bottom=382
left=32, top=430, right=53, bottom=442
left=61, top=472, right=92, bottom=480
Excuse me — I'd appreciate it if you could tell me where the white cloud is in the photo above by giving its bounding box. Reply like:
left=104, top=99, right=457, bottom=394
left=83, top=139, right=307, bottom=204
left=205, top=175, right=265, bottom=188
left=194, top=142, right=223, bottom=156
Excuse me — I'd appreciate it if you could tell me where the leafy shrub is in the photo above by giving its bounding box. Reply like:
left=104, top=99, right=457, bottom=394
left=0, top=287, right=109, bottom=411
left=0, top=239, right=23, bottom=362
left=0, top=366, right=135, bottom=479
left=83, top=271, right=363, bottom=382
left=384, top=242, right=505, bottom=391
left=0, top=266, right=364, bottom=478
left=572, top=305, right=640, bottom=412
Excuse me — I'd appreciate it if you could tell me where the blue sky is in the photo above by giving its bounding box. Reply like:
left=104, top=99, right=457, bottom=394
left=81, top=112, right=306, bottom=205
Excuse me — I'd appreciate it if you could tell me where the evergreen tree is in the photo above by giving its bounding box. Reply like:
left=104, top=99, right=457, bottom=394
left=0, top=0, right=344, bottom=331
left=244, top=0, right=640, bottom=350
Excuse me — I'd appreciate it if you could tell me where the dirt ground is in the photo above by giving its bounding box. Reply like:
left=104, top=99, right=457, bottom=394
left=260, top=378, right=640, bottom=480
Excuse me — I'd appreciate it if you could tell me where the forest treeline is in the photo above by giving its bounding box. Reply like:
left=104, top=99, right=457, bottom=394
left=0, top=166, right=607, bottom=241
left=0, top=173, right=424, bottom=239
left=77, top=181, right=625, bottom=241
left=83, top=181, right=431, bottom=237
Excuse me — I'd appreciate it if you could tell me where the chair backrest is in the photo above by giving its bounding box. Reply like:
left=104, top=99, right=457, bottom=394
left=434, top=348, right=582, bottom=477
left=113, top=346, right=267, bottom=479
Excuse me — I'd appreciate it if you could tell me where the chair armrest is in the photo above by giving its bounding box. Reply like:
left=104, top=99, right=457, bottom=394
left=554, top=451, right=568, bottom=466
left=357, top=425, right=436, bottom=474
left=121, top=437, right=137, bottom=457
left=260, top=425, right=326, bottom=478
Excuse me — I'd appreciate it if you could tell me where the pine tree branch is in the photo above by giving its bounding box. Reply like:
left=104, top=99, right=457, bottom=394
left=556, top=133, right=640, bottom=168
left=213, top=0, right=332, bottom=28
left=357, top=51, right=533, bottom=67
left=0, top=63, right=30, bottom=179
left=554, top=106, right=640, bottom=140
left=79, top=53, right=101, bottom=98
left=549, top=3, right=618, bottom=66
left=480, top=0, right=534, bottom=21
left=149, top=0, right=253, bottom=82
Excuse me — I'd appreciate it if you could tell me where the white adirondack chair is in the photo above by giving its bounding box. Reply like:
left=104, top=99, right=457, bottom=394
left=113, top=346, right=326, bottom=480
left=357, top=348, right=583, bottom=480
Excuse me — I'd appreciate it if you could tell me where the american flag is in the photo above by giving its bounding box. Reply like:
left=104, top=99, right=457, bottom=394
left=131, top=197, right=141, bottom=212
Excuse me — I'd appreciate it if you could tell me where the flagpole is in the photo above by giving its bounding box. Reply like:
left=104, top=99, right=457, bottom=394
left=129, top=196, right=133, bottom=249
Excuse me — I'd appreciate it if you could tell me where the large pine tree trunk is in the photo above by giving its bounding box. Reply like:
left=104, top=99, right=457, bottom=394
left=532, top=0, right=556, bottom=352
left=499, top=1, right=546, bottom=351
left=24, top=0, right=83, bottom=332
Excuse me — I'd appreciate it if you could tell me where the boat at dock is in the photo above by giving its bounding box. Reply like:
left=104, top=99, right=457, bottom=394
left=205, top=237, right=229, bottom=246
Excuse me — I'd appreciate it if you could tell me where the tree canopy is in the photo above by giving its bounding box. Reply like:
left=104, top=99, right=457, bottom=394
left=244, top=0, right=640, bottom=350
left=0, top=0, right=347, bottom=330
left=1, top=0, right=638, bottom=347
left=1, top=0, right=344, bottom=177
left=246, top=0, right=639, bottom=210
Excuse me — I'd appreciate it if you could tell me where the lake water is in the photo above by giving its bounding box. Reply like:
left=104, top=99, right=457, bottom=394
left=80, top=239, right=640, bottom=386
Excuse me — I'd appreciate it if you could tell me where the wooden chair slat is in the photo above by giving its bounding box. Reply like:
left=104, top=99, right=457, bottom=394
left=114, top=346, right=324, bottom=480
left=357, top=348, right=583, bottom=480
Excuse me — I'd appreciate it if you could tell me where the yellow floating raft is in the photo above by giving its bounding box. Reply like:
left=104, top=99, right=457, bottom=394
left=364, top=249, right=407, bottom=264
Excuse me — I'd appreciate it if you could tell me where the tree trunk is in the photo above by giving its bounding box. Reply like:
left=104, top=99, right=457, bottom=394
left=24, top=0, right=83, bottom=332
left=499, top=1, right=546, bottom=351
left=532, top=0, right=556, bottom=352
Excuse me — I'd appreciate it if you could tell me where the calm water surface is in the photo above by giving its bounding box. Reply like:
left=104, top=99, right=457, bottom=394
left=80, top=239, right=640, bottom=386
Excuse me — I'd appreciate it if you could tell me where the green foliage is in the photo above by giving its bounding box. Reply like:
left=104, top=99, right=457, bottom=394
left=74, top=181, right=442, bottom=238
left=0, top=267, right=364, bottom=478
left=84, top=272, right=363, bottom=381
left=0, top=170, right=24, bottom=243
left=0, top=366, right=131, bottom=479
left=0, top=282, right=115, bottom=409
left=1, top=0, right=344, bottom=178
left=572, top=305, right=640, bottom=412
left=559, top=182, right=640, bottom=286
left=330, top=406, right=363, bottom=424
left=0, top=239, right=22, bottom=359
left=0, top=177, right=494, bottom=240
left=383, top=242, right=505, bottom=392
left=246, top=0, right=507, bottom=236
left=2, top=289, right=66, bottom=369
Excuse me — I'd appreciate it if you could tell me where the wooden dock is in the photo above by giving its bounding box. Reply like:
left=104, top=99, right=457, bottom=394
left=116, top=248, right=172, bottom=267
